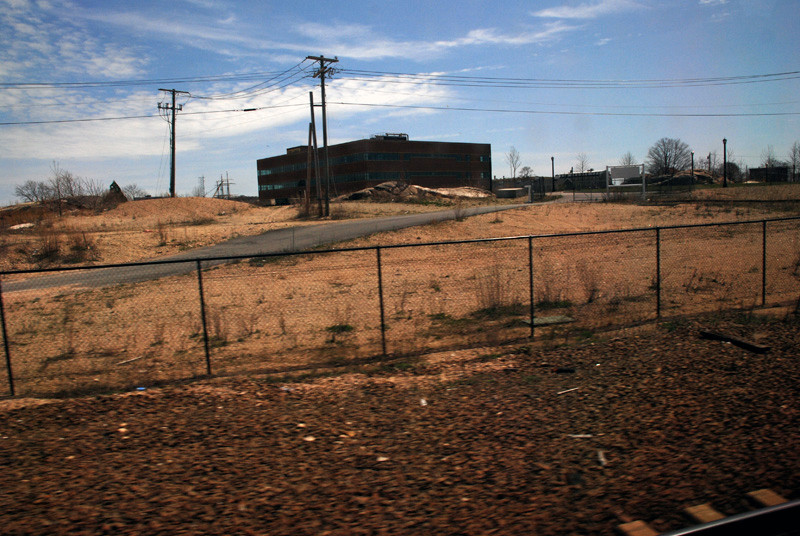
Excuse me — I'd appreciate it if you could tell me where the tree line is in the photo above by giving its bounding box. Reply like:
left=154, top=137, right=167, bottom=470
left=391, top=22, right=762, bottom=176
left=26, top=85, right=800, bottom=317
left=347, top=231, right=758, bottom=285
left=14, top=163, right=147, bottom=207
left=504, top=139, right=800, bottom=181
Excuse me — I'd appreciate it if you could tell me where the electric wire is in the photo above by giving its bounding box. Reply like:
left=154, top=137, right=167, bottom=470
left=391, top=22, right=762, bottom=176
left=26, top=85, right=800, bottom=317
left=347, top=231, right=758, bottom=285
left=188, top=60, right=312, bottom=100
left=337, top=68, right=800, bottom=89
left=331, top=101, right=800, bottom=118
left=0, top=103, right=308, bottom=126
left=0, top=71, right=297, bottom=90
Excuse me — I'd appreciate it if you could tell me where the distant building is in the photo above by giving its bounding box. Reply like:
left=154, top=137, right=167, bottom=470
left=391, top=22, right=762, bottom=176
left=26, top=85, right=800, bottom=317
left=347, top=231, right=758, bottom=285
left=257, top=134, right=492, bottom=204
left=749, top=166, right=791, bottom=183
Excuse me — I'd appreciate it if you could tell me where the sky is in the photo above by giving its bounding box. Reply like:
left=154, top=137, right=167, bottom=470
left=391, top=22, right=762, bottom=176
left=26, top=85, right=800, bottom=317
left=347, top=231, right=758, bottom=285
left=1, top=0, right=798, bottom=204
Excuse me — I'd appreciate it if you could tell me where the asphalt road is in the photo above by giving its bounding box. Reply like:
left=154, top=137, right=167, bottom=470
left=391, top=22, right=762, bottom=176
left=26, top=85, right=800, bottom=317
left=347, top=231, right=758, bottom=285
left=3, top=204, right=523, bottom=293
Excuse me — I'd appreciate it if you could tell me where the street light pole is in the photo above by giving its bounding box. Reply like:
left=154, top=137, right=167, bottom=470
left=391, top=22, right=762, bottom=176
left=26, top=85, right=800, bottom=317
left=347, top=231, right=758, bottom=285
left=723, top=138, right=728, bottom=188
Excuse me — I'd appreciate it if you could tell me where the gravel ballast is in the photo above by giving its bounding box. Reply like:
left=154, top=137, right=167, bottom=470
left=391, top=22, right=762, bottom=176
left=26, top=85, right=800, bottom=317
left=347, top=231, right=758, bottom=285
left=1, top=312, right=798, bottom=535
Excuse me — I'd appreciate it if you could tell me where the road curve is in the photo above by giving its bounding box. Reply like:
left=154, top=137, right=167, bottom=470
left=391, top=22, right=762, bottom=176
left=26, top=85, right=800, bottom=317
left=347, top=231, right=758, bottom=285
left=3, top=204, right=523, bottom=293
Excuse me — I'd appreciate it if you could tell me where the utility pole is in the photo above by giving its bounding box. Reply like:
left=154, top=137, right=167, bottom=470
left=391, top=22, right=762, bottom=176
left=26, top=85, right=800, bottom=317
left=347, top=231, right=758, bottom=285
left=307, top=55, right=338, bottom=217
left=309, top=92, right=323, bottom=217
left=158, top=89, right=189, bottom=197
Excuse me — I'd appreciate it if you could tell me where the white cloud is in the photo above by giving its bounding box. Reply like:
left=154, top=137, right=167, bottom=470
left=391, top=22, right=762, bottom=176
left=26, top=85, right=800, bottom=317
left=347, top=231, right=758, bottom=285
left=533, top=0, right=644, bottom=19
left=0, top=73, right=455, bottom=162
left=0, top=0, right=147, bottom=79
left=74, top=10, right=575, bottom=63
left=699, top=0, right=728, bottom=4
left=596, top=38, right=612, bottom=46
left=291, top=21, right=576, bottom=60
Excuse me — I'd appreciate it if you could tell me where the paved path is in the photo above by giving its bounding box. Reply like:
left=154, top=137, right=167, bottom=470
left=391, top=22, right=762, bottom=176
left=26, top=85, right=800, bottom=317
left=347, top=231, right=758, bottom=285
left=3, top=204, right=523, bottom=293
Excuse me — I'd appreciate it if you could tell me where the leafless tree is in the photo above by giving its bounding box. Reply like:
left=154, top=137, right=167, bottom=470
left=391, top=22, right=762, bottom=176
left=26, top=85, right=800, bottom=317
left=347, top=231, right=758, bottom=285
left=760, top=145, right=785, bottom=167
left=518, top=166, right=534, bottom=178
left=122, top=183, right=147, bottom=200
left=788, top=141, right=800, bottom=180
left=619, top=152, right=637, bottom=166
left=576, top=152, right=589, bottom=173
left=505, top=146, right=521, bottom=178
left=14, top=180, right=52, bottom=203
left=646, top=138, right=692, bottom=175
left=83, top=178, right=106, bottom=197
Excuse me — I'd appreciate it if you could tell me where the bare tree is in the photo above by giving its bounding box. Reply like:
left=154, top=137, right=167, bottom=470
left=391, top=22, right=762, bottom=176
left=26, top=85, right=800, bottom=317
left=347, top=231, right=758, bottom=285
left=761, top=145, right=785, bottom=167
left=505, top=146, right=521, bottom=178
left=646, top=138, right=692, bottom=175
left=707, top=151, right=719, bottom=175
left=788, top=141, right=800, bottom=180
left=518, top=166, right=534, bottom=178
left=576, top=152, right=589, bottom=173
left=83, top=178, right=106, bottom=197
left=619, top=152, right=637, bottom=166
left=14, top=180, right=52, bottom=203
left=122, top=183, right=147, bottom=200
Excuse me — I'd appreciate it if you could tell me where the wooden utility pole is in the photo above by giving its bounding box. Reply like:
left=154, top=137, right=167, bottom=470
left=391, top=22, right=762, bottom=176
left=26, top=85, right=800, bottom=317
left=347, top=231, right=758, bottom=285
left=309, top=92, right=323, bottom=217
left=307, top=55, right=338, bottom=217
left=158, top=89, right=189, bottom=197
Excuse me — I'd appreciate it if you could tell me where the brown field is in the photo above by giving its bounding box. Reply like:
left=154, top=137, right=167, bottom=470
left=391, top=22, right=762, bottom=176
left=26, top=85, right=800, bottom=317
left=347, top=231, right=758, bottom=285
left=0, top=196, right=486, bottom=273
left=1, top=184, right=799, bottom=398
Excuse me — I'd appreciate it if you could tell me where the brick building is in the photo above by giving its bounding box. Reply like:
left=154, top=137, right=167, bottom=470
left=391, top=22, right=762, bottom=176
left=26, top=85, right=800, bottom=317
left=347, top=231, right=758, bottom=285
left=257, top=134, right=492, bottom=204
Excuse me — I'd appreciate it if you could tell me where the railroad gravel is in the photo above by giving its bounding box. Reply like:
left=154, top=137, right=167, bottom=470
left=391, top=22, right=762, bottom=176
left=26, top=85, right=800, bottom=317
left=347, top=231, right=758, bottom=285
left=1, top=312, right=798, bottom=535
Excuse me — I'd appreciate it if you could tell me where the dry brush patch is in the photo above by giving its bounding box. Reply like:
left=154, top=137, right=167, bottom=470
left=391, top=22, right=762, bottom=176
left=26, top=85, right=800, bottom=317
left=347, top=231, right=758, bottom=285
left=3, top=217, right=800, bottom=398
left=3, top=198, right=800, bottom=397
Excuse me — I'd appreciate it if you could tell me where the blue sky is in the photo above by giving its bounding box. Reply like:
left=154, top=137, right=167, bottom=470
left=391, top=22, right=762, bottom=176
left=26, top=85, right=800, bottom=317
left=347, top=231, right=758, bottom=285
left=1, top=0, right=798, bottom=203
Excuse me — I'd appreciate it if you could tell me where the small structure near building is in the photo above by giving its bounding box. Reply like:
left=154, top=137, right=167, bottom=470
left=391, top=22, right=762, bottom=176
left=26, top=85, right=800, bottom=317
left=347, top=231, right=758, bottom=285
left=749, top=166, right=791, bottom=183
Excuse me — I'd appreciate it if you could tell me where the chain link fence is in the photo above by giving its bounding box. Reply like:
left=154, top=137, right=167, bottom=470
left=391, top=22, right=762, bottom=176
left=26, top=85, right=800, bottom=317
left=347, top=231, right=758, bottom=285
left=2, top=216, right=798, bottom=398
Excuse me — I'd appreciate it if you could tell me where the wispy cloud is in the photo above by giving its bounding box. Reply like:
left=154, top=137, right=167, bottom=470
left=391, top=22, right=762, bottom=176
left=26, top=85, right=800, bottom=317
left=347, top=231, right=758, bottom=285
left=0, top=0, right=147, bottom=80
left=293, top=21, right=577, bottom=60
left=533, top=0, right=644, bottom=19
left=699, top=0, right=728, bottom=5
left=75, top=8, right=576, bottom=63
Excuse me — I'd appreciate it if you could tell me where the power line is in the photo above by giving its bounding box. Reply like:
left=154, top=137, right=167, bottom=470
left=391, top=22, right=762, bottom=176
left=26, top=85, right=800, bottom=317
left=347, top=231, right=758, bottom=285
left=337, top=68, right=800, bottom=89
left=0, top=70, right=299, bottom=90
left=0, top=103, right=307, bottom=126
left=331, top=101, right=800, bottom=118
left=188, top=61, right=313, bottom=100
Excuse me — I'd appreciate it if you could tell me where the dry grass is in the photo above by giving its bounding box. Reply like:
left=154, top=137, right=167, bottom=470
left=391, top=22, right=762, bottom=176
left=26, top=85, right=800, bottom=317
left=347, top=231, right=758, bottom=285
left=0, top=197, right=476, bottom=273
left=2, top=185, right=799, bottom=397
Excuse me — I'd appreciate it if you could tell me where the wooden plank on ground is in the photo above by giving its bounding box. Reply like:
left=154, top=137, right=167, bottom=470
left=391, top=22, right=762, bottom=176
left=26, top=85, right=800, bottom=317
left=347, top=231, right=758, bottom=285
left=699, top=330, right=770, bottom=354
left=617, top=520, right=659, bottom=536
left=747, top=488, right=788, bottom=508
left=684, top=503, right=725, bottom=524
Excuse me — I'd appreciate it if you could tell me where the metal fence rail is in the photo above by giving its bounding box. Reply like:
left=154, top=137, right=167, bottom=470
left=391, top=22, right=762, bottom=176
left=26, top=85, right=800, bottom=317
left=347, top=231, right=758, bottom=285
left=1, top=216, right=799, bottom=398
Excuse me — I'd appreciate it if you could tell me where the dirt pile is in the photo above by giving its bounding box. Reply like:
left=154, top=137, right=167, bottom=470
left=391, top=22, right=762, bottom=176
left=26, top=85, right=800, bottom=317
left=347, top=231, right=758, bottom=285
left=336, top=181, right=493, bottom=202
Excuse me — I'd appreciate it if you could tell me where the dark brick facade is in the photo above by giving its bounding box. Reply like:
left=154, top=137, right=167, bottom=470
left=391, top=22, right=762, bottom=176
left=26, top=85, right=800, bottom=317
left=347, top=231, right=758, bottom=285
left=257, top=136, right=492, bottom=204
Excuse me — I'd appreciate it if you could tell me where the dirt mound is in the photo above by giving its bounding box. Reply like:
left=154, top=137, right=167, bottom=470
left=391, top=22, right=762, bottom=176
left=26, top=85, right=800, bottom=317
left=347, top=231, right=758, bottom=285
left=337, top=181, right=493, bottom=202
left=103, top=197, right=251, bottom=224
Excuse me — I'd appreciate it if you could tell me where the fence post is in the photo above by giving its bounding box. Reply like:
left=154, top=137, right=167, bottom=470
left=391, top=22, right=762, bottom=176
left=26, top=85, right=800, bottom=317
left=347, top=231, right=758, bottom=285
left=656, top=227, right=662, bottom=318
left=0, top=276, right=15, bottom=397
left=762, top=220, right=767, bottom=307
left=528, top=236, right=535, bottom=339
left=375, top=247, right=387, bottom=356
left=195, top=260, right=212, bottom=376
